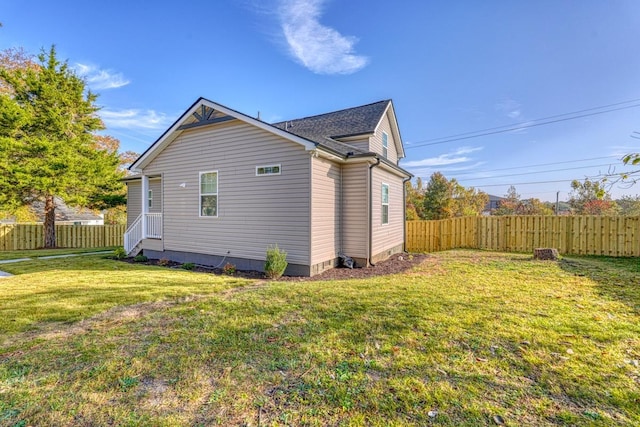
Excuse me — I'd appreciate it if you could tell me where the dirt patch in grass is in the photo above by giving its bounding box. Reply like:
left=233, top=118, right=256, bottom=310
left=121, top=253, right=430, bottom=281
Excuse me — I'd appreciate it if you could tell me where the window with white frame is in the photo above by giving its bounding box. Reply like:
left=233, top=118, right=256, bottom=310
left=381, top=183, right=389, bottom=225
left=200, top=171, right=218, bottom=217
left=148, top=190, right=153, bottom=209
left=382, top=132, right=389, bottom=159
left=256, top=164, right=281, bottom=176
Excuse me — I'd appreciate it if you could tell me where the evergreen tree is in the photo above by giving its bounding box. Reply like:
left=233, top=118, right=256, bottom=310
left=423, top=172, right=453, bottom=219
left=0, top=46, right=123, bottom=247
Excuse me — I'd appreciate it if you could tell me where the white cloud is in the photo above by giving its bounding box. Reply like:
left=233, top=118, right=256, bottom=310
left=278, top=0, right=369, bottom=75
left=496, top=99, right=522, bottom=120
left=100, top=109, right=173, bottom=130
left=409, top=161, right=486, bottom=177
left=403, top=146, right=483, bottom=167
left=75, top=63, right=130, bottom=90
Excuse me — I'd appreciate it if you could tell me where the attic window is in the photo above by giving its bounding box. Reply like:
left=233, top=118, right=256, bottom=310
left=256, top=165, right=281, bottom=176
left=382, top=132, right=389, bottom=158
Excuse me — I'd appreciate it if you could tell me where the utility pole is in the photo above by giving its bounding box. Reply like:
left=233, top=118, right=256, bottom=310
left=556, top=191, right=560, bottom=215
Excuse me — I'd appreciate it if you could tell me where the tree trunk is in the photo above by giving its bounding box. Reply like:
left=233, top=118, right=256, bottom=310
left=44, top=195, right=56, bottom=248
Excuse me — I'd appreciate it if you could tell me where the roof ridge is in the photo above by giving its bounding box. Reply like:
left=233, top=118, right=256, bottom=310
left=273, top=99, right=391, bottom=124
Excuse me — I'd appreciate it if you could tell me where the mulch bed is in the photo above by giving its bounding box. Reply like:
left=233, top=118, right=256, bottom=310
left=119, top=253, right=429, bottom=281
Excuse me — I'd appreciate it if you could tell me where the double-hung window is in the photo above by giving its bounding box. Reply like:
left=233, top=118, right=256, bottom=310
left=148, top=190, right=153, bottom=209
left=200, top=171, right=218, bottom=217
left=381, top=183, right=389, bottom=225
left=382, top=132, right=389, bottom=159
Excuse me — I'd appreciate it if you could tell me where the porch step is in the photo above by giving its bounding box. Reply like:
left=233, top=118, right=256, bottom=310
left=127, top=243, right=143, bottom=257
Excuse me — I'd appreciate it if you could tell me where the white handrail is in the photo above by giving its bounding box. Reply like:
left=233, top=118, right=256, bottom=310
left=146, top=213, right=162, bottom=239
left=124, top=213, right=163, bottom=255
left=124, top=214, right=143, bottom=254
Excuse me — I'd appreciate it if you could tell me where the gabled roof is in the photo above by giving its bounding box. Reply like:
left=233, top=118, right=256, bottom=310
left=130, top=98, right=318, bottom=171
left=130, top=98, right=406, bottom=171
left=272, top=100, right=405, bottom=159
left=272, top=100, right=390, bottom=144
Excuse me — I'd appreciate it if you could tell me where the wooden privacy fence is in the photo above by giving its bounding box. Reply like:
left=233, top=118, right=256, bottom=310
left=0, top=224, right=125, bottom=251
left=406, top=216, right=640, bottom=257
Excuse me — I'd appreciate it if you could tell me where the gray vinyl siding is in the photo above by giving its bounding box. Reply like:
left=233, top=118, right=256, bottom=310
left=142, top=120, right=311, bottom=265
left=371, top=167, right=404, bottom=256
left=370, top=113, right=399, bottom=164
left=341, top=138, right=369, bottom=154
left=148, top=178, right=162, bottom=214
left=126, top=181, right=141, bottom=228
left=341, top=163, right=368, bottom=259
left=310, top=156, right=341, bottom=264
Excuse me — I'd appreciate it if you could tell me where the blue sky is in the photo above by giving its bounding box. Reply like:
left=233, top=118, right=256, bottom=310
left=2, top=0, right=639, bottom=201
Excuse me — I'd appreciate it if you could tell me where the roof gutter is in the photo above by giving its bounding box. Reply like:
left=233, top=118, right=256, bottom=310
left=368, top=156, right=381, bottom=266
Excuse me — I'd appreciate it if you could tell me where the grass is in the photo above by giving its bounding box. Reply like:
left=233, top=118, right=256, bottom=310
left=0, top=247, right=117, bottom=261
left=0, top=250, right=639, bottom=426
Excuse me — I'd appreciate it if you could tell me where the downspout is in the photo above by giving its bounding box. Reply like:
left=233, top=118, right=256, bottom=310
left=368, top=157, right=381, bottom=266
left=402, top=176, right=412, bottom=253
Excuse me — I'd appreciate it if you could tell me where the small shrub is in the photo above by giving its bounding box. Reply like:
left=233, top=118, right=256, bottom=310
left=157, top=258, right=170, bottom=266
left=222, top=262, right=236, bottom=275
left=113, top=247, right=127, bottom=260
left=133, top=254, right=148, bottom=263
left=264, top=244, right=288, bottom=279
left=181, top=262, right=195, bottom=271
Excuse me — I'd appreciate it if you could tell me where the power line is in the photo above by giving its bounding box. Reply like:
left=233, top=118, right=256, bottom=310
left=474, top=179, right=576, bottom=188
left=438, top=155, right=620, bottom=176
left=405, top=99, right=640, bottom=149
left=457, top=162, right=615, bottom=182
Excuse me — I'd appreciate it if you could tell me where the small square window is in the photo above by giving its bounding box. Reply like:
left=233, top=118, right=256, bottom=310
left=256, top=164, right=281, bottom=176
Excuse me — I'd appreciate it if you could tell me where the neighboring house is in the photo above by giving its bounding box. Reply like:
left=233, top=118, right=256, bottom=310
left=124, top=98, right=412, bottom=276
left=0, top=197, right=104, bottom=225
left=483, top=194, right=505, bottom=215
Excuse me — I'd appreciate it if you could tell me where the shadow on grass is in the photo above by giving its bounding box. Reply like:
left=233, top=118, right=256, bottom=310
left=559, top=255, right=640, bottom=313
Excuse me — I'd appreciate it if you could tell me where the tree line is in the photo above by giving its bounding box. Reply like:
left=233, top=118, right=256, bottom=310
left=406, top=173, right=640, bottom=220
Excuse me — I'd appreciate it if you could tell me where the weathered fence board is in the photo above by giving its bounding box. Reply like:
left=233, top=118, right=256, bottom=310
left=406, top=216, right=640, bottom=257
left=0, top=224, right=125, bottom=251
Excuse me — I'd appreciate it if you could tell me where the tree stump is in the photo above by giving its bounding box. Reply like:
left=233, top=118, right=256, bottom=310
left=533, top=248, right=559, bottom=260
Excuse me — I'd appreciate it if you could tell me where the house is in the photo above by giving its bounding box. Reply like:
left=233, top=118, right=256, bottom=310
left=0, top=197, right=104, bottom=225
left=124, top=98, right=412, bottom=276
left=483, top=194, right=505, bottom=215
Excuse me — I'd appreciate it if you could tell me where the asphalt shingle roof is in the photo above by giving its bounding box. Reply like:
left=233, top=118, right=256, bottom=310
left=272, top=100, right=391, bottom=156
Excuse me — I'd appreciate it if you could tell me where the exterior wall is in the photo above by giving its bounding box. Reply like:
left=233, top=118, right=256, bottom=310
left=126, top=181, right=141, bottom=227
left=141, top=120, right=311, bottom=265
left=341, top=162, right=368, bottom=261
left=310, top=156, right=341, bottom=267
left=370, top=112, right=399, bottom=164
left=371, top=167, right=405, bottom=257
left=143, top=248, right=311, bottom=276
left=148, top=178, right=162, bottom=214
left=341, top=137, right=369, bottom=154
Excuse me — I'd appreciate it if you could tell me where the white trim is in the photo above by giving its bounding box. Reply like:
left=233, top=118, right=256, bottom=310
left=373, top=101, right=405, bottom=160
left=199, top=170, right=219, bottom=218
left=381, top=182, right=390, bottom=225
left=256, top=164, right=281, bottom=176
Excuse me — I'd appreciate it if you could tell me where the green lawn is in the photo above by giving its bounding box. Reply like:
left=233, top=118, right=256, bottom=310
left=0, top=250, right=638, bottom=426
left=0, top=247, right=117, bottom=261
